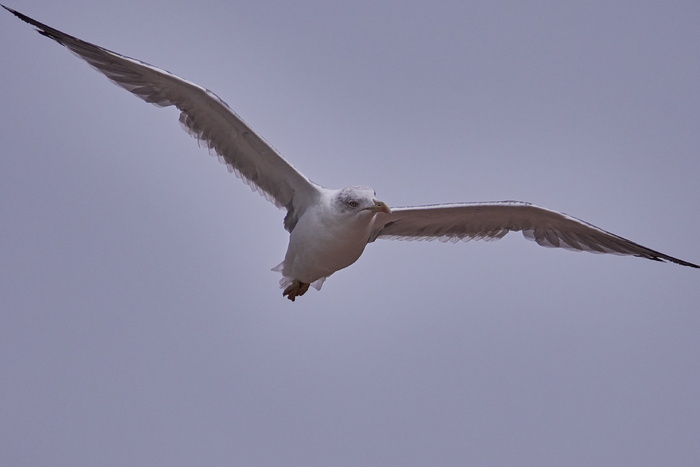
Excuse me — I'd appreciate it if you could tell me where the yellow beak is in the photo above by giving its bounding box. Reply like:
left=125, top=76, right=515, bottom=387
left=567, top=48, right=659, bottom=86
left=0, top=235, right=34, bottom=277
left=370, top=199, right=391, bottom=214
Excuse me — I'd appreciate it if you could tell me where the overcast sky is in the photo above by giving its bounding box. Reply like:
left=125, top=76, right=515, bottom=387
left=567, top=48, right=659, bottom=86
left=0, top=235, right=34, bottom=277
left=2, top=1, right=699, bottom=466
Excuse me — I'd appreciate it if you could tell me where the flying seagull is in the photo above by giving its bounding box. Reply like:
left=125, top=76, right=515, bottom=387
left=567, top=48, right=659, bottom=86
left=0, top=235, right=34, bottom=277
left=4, top=6, right=698, bottom=301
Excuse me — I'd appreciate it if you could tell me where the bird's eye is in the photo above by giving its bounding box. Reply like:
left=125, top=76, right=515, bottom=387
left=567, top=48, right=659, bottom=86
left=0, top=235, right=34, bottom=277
left=348, top=200, right=358, bottom=208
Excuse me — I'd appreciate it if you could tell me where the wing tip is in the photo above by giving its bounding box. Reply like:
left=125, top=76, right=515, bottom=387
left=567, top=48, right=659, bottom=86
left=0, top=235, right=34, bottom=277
left=653, top=255, right=700, bottom=269
left=3, top=5, right=67, bottom=45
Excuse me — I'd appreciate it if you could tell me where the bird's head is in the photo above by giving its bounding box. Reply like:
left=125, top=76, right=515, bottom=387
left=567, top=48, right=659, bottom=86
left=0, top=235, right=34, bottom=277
left=333, top=186, right=391, bottom=215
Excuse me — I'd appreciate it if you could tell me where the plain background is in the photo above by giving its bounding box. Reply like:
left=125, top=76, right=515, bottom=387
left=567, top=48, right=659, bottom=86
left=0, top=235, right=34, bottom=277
left=2, top=1, right=699, bottom=465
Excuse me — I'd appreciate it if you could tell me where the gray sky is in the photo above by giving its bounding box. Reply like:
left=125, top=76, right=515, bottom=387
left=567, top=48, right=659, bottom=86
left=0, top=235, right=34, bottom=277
left=2, top=1, right=699, bottom=465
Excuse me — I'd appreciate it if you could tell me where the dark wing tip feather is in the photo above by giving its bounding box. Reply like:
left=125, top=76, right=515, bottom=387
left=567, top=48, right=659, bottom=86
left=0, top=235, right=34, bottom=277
left=643, top=253, right=699, bottom=268
left=4, top=5, right=64, bottom=44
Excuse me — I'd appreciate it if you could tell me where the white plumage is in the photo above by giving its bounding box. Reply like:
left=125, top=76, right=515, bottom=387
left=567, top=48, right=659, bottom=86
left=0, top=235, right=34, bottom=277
left=5, top=6, right=697, bottom=301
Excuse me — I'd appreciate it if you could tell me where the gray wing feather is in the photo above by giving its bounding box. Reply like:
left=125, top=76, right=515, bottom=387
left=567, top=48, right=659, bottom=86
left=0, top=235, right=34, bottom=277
left=370, top=201, right=699, bottom=268
left=6, top=6, right=320, bottom=230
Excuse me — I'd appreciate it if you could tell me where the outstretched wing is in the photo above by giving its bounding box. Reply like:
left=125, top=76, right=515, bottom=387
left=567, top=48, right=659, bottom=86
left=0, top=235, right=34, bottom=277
left=369, top=201, right=699, bottom=268
left=4, top=6, right=321, bottom=229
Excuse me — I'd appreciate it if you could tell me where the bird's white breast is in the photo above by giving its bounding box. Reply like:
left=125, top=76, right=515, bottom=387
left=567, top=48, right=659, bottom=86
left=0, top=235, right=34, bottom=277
left=277, top=199, right=377, bottom=286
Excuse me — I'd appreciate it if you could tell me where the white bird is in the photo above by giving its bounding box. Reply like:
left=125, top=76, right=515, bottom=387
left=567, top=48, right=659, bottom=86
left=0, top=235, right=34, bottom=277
left=5, top=6, right=698, bottom=301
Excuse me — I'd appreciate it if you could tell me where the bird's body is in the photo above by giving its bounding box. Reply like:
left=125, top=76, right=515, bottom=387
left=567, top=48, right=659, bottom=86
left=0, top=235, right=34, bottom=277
left=274, top=186, right=389, bottom=300
left=4, top=5, right=697, bottom=301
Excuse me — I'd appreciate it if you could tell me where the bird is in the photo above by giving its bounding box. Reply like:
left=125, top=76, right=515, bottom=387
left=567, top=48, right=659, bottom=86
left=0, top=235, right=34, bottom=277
left=4, top=6, right=698, bottom=301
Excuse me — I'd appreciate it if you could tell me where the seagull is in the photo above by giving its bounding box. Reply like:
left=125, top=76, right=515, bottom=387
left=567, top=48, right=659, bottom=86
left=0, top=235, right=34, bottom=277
left=5, top=6, right=698, bottom=301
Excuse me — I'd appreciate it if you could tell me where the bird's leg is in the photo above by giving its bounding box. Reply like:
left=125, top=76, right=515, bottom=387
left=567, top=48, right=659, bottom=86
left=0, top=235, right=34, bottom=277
left=282, top=280, right=310, bottom=302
